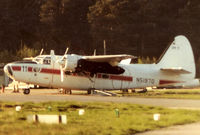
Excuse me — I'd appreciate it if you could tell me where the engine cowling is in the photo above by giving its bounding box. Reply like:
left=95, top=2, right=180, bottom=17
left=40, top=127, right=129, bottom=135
left=62, top=54, right=81, bottom=72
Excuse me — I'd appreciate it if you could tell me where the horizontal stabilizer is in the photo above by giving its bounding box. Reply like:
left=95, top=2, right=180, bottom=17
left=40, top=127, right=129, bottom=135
left=160, top=67, right=191, bottom=74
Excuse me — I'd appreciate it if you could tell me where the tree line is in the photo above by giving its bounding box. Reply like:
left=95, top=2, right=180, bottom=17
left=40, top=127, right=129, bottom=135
left=0, top=0, right=200, bottom=62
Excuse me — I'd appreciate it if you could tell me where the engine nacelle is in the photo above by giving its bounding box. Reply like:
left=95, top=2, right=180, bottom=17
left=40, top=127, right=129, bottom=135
left=62, top=54, right=81, bottom=72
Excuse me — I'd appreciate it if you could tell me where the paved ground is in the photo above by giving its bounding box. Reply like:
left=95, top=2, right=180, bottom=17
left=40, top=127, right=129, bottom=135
left=1, top=88, right=200, bottom=135
left=136, top=122, right=200, bottom=135
left=1, top=89, right=200, bottom=110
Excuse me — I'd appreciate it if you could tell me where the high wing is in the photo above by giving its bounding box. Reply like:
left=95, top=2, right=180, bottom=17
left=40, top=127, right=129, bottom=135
left=83, top=54, right=135, bottom=66
left=160, top=67, right=191, bottom=74
left=58, top=54, right=135, bottom=76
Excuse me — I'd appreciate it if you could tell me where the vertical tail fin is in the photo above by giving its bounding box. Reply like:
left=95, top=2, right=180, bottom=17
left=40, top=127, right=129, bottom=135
left=157, top=35, right=195, bottom=78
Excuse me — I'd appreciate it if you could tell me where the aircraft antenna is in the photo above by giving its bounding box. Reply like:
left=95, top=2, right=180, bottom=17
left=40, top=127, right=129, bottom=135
left=103, top=40, right=106, bottom=55
left=93, top=49, right=96, bottom=56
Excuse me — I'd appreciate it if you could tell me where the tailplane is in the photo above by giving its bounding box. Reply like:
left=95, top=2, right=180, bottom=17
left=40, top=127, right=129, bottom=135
left=157, top=35, right=195, bottom=78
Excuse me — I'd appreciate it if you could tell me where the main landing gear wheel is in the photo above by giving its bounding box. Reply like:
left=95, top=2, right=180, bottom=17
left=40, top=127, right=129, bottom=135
left=142, top=89, right=147, bottom=93
left=87, top=89, right=91, bottom=94
left=23, top=88, right=30, bottom=95
left=131, top=89, right=136, bottom=93
left=137, top=89, right=147, bottom=93
left=87, top=88, right=95, bottom=95
left=122, top=89, right=129, bottom=93
left=62, top=89, right=72, bottom=94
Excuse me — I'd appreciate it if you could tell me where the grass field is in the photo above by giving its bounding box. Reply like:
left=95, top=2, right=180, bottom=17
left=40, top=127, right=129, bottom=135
left=1, top=101, right=200, bottom=135
left=117, top=88, right=200, bottom=99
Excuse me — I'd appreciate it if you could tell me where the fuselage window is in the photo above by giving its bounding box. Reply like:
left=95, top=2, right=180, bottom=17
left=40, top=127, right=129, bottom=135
left=43, top=59, right=51, bottom=65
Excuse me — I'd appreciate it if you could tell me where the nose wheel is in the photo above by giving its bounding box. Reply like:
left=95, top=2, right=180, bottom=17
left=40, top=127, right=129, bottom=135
left=23, top=88, right=30, bottom=95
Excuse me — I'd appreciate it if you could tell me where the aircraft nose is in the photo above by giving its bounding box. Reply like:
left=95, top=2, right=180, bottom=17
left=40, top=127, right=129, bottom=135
left=4, top=64, right=13, bottom=77
left=4, top=64, right=8, bottom=74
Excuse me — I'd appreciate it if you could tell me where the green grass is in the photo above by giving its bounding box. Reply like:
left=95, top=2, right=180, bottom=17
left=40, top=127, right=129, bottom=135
left=0, top=101, right=200, bottom=135
left=117, top=88, right=200, bottom=99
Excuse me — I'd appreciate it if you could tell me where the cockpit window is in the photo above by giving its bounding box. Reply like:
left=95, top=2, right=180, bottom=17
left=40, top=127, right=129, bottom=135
left=43, top=57, right=51, bottom=65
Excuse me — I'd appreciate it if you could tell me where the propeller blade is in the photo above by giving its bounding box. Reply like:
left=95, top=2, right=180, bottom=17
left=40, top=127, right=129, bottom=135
left=61, top=47, right=69, bottom=61
left=60, top=66, right=64, bottom=82
left=57, top=48, right=69, bottom=79
left=93, top=49, right=96, bottom=56
left=39, top=48, right=44, bottom=55
left=50, top=50, right=56, bottom=62
left=64, top=48, right=69, bottom=55
left=57, top=47, right=69, bottom=64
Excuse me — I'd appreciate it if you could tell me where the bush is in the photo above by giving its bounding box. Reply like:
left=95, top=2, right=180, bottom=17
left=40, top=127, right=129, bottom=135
left=0, top=46, right=40, bottom=63
left=0, top=50, right=15, bottom=63
left=16, top=45, right=39, bottom=60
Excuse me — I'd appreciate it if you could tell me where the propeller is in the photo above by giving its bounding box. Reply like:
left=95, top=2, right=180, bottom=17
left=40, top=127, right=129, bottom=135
left=60, top=68, right=64, bottom=82
left=58, top=48, right=69, bottom=82
left=39, top=48, right=44, bottom=56
left=93, top=49, right=96, bottom=56
left=50, top=50, right=56, bottom=62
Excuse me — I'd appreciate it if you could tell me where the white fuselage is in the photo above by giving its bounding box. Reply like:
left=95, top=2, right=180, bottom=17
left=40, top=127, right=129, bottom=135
left=5, top=62, right=194, bottom=90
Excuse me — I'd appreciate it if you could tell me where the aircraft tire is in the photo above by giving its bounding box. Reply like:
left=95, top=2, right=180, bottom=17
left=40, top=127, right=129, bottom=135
left=143, top=89, right=147, bottom=93
left=23, top=89, right=30, bottom=95
left=137, top=89, right=147, bottom=93
left=69, top=90, right=72, bottom=94
left=122, top=89, right=128, bottom=93
left=131, top=89, right=136, bottom=93
left=87, top=89, right=91, bottom=94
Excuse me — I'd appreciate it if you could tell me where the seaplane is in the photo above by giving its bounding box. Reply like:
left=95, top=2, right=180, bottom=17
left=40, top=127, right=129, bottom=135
left=4, top=35, right=200, bottom=94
